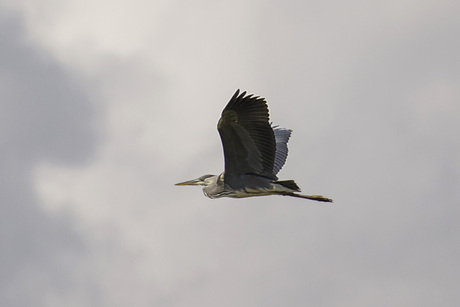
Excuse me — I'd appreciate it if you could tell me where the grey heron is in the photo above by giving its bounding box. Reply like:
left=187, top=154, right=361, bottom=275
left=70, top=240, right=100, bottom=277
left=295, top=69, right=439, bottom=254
left=175, top=90, right=333, bottom=202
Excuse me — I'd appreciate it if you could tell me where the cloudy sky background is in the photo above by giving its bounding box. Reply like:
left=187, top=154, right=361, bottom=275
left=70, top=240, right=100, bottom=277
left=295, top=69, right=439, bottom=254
left=1, top=0, right=459, bottom=306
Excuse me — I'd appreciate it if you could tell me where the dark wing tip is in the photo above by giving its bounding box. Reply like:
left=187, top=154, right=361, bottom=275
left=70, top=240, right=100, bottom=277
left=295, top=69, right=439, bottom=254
left=224, top=89, right=264, bottom=115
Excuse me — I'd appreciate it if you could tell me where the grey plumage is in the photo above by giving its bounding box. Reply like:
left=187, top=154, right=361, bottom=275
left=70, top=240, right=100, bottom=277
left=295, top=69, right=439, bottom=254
left=175, top=90, right=332, bottom=202
left=272, top=125, right=292, bottom=175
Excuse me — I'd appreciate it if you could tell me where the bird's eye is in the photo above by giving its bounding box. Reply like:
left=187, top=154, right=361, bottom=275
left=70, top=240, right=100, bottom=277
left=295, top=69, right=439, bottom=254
left=199, top=177, right=204, bottom=181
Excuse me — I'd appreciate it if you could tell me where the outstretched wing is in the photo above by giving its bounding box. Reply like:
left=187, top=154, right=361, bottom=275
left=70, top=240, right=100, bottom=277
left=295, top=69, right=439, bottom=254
left=272, top=125, right=292, bottom=175
left=217, top=90, right=277, bottom=179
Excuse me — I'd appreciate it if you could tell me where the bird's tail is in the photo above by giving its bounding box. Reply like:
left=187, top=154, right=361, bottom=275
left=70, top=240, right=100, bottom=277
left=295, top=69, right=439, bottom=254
left=274, top=180, right=301, bottom=191
left=274, top=180, right=333, bottom=202
left=282, top=193, right=333, bottom=202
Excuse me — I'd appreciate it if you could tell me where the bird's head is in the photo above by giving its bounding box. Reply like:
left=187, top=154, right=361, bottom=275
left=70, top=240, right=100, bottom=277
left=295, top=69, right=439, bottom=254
left=175, top=174, right=216, bottom=187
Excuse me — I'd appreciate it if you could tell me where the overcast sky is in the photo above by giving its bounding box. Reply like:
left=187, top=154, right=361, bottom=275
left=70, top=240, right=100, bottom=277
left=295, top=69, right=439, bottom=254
left=1, top=0, right=459, bottom=306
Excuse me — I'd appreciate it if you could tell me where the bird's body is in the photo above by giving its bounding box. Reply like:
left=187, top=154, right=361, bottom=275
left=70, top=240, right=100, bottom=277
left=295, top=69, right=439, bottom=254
left=176, top=90, right=332, bottom=203
left=199, top=173, right=299, bottom=199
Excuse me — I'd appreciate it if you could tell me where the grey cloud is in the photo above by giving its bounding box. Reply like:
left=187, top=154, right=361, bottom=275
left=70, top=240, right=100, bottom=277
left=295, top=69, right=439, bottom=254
left=1, top=1, right=459, bottom=306
left=0, top=12, right=99, bottom=306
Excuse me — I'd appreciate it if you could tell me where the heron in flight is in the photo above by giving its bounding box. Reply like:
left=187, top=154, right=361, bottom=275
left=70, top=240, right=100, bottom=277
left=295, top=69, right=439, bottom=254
left=176, top=90, right=332, bottom=202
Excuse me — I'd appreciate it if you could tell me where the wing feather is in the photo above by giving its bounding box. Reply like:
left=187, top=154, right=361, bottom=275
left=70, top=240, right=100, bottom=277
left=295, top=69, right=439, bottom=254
left=217, top=90, right=277, bottom=179
left=272, top=125, right=292, bottom=175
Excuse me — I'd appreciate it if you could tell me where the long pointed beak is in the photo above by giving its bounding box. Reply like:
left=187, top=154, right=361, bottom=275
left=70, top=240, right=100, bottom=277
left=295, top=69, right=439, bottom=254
left=175, top=179, right=200, bottom=186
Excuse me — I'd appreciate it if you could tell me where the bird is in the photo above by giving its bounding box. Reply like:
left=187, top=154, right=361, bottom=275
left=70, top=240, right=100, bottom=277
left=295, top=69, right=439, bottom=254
left=175, top=90, right=333, bottom=202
